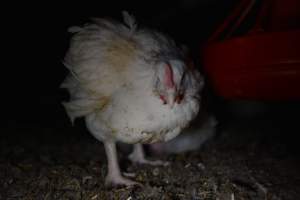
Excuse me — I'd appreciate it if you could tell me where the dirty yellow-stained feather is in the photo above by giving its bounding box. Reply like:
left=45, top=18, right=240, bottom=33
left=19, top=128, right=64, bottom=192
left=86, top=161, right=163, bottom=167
left=104, top=37, right=137, bottom=71
left=96, top=96, right=110, bottom=111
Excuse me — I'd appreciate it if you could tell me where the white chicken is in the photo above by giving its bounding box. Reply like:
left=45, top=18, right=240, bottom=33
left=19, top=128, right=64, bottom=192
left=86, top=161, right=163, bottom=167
left=61, top=11, right=203, bottom=187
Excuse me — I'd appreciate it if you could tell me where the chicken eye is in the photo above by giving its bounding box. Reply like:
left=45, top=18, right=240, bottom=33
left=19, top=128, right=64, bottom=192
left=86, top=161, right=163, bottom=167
left=159, top=95, right=167, bottom=105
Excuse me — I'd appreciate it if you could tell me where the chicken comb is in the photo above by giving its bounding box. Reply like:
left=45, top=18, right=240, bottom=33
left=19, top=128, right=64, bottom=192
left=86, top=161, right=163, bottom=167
left=164, top=63, right=175, bottom=89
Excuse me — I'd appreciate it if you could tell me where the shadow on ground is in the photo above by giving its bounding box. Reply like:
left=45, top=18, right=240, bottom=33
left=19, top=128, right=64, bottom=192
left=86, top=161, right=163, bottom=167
left=1, top=103, right=300, bottom=200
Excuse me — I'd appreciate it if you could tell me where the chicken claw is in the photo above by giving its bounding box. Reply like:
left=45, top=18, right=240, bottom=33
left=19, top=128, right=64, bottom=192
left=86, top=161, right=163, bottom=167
left=105, top=173, right=140, bottom=187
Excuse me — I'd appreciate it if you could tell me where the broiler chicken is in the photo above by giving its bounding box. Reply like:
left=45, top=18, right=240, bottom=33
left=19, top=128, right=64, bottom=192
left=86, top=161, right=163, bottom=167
left=61, top=11, right=203, bottom=187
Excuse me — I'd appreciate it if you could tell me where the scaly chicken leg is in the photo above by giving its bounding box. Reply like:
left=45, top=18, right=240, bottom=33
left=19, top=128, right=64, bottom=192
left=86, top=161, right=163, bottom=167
left=104, top=141, right=138, bottom=187
left=129, top=144, right=169, bottom=166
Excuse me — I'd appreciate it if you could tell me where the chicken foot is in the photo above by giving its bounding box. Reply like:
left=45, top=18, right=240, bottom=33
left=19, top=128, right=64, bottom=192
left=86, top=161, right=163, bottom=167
left=104, top=141, right=139, bottom=187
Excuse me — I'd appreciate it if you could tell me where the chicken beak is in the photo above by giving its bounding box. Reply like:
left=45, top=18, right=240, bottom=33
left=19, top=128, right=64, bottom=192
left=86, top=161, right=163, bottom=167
left=167, top=94, right=175, bottom=109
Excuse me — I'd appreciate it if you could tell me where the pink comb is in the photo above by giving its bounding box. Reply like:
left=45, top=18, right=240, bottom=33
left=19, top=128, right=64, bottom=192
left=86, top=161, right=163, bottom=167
left=164, top=63, right=175, bottom=89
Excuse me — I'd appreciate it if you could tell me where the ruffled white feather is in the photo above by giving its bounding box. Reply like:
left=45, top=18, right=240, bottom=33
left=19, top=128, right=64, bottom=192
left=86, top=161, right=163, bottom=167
left=61, top=11, right=203, bottom=144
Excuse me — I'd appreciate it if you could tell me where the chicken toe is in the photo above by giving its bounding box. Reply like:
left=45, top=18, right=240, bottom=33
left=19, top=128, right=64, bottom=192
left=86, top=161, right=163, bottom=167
left=105, top=173, right=140, bottom=187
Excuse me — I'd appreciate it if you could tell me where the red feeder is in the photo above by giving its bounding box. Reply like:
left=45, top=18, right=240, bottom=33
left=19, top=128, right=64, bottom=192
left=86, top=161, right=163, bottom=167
left=203, top=0, right=300, bottom=100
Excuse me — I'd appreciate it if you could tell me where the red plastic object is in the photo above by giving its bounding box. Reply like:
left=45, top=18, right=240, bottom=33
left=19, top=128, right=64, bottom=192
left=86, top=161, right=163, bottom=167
left=203, top=0, right=300, bottom=100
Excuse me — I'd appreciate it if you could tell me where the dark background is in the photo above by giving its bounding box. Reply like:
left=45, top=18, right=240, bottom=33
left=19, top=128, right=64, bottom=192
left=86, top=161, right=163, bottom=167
left=4, top=0, right=238, bottom=127
left=2, top=2, right=300, bottom=198
left=3, top=0, right=299, bottom=147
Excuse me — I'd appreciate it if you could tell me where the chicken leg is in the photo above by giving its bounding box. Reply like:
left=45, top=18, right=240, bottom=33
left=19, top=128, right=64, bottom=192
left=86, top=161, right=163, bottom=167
left=104, top=141, right=139, bottom=187
left=128, top=144, right=169, bottom=166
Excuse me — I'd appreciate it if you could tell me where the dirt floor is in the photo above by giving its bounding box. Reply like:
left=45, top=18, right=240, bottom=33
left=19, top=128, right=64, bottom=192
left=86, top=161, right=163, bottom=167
left=1, top=113, right=300, bottom=200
